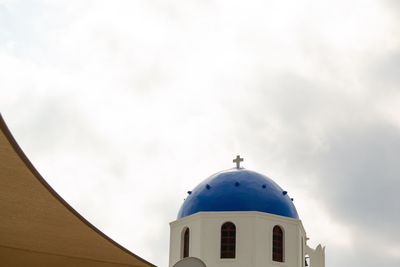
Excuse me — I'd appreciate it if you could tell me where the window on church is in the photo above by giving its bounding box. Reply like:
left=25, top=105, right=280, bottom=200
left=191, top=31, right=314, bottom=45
left=220, top=222, right=236, bottom=259
left=272, top=225, right=284, bottom=262
left=182, top=228, right=190, bottom=258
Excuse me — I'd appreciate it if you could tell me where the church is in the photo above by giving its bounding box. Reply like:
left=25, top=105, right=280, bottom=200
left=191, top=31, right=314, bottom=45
left=169, top=156, right=325, bottom=267
left=0, top=114, right=325, bottom=267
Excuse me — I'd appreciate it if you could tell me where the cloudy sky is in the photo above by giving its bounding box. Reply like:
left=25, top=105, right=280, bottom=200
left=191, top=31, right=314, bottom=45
left=1, top=0, right=400, bottom=266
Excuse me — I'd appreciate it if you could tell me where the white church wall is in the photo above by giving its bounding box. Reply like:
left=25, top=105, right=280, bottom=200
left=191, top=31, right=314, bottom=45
left=199, top=213, right=254, bottom=267
left=305, top=244, right=325, bottom=267
left=170, top=216, right=203, bottom=265
left=170, top=212, right=308, bottom=267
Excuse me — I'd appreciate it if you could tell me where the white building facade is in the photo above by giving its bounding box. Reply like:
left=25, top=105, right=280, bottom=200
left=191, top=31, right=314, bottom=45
left=169, top=158, right=325, bottom=267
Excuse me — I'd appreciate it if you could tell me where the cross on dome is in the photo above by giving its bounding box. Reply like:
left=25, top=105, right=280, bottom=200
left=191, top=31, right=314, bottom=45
left=233, top=155, right=244, bottom=169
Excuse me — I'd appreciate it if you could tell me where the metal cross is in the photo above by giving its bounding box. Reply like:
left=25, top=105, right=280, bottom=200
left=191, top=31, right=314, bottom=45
left=233, top=155, right=244, bottom=169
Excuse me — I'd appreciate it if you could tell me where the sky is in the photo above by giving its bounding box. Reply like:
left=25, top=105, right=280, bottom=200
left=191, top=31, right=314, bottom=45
left=1, top=0, right=400, bottom=266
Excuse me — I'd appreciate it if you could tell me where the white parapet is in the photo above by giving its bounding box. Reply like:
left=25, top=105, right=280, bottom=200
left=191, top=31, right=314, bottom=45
left=305, top=244, right=325, bottom=267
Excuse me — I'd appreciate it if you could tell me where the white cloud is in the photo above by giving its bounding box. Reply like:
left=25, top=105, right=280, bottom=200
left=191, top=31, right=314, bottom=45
left=1, top=0, right=399, bottom=266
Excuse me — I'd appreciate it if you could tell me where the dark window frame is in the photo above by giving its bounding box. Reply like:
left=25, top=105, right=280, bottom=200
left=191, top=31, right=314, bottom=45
left=272, top=225, right=284, bottom=262
left=182, top=228, right=190, bottom=258
left=220, top=222, right=236, bottom=259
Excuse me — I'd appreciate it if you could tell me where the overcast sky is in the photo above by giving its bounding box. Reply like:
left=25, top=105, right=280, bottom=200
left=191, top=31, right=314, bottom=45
left=1, top=0, right=400, bottom=266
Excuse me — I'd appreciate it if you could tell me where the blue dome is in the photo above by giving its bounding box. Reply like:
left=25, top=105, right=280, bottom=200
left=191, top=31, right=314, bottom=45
left=177, top=168, right=299, bottom=219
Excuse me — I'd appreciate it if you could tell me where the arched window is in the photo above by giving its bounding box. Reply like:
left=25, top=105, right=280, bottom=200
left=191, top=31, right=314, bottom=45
left=272, top=225, right=284, bottom=262
left=220, top=222, right=236, bottom=258
left=182, top=228, right=190, bottom=258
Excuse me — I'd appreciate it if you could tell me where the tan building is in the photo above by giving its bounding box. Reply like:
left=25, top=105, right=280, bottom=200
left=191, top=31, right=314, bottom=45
left=0, top=114, right=155, bottom=267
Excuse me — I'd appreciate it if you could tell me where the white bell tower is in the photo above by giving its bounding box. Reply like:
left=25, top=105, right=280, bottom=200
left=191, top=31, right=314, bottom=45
left=169, top=157, right=325, bottom=267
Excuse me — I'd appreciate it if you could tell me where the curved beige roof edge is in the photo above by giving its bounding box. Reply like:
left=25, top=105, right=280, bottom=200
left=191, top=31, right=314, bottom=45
left=0, top=114, right=156, bottom=267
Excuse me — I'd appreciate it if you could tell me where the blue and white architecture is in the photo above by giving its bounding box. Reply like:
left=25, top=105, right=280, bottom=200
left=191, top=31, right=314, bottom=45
left=169, top=156, right=325, bottom=267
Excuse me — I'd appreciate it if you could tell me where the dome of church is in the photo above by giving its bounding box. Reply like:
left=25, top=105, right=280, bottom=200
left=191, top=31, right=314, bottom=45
left=177, top=168, right=299, bottom=219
